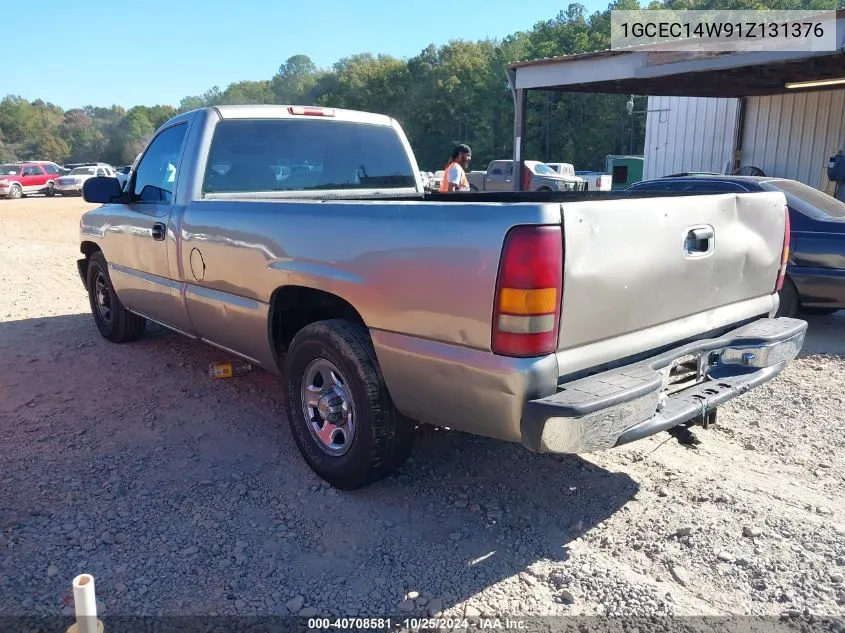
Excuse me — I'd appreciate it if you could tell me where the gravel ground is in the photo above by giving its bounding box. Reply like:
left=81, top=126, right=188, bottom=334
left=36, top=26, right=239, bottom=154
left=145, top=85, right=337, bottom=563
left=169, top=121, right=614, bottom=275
left=0, top=196, right=843, bottom=621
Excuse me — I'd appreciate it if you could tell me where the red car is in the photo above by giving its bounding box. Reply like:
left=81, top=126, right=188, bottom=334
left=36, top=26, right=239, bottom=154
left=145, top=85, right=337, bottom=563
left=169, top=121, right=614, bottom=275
left=0, top=162, right=60, bottom=199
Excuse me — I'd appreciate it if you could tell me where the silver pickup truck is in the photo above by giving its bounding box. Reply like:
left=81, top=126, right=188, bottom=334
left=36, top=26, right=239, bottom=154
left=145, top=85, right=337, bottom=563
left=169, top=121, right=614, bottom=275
left=78, top=105, right=806, bottom=489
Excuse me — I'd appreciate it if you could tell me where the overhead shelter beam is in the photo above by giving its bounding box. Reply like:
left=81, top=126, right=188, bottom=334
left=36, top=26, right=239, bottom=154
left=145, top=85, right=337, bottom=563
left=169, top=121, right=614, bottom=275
left=509, top=10, right=845, bottom=98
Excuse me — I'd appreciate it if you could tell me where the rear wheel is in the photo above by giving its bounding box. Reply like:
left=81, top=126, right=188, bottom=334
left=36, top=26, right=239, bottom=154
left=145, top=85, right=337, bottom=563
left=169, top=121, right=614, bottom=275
left=283, top=319, right=415, bottom=490
left=86, top=252, right=147, bottom=343
left=45, top=182, right=56, bottom=197
left=8, top=184, right=22, bottom=200
left=775, top=277, right=799, bottom=318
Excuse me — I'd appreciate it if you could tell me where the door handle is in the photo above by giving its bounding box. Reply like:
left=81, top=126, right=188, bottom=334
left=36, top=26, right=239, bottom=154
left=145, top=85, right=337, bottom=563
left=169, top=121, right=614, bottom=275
left=684, top=226, right=714, bottom=254
left=151, top=222, right=166, bottom=241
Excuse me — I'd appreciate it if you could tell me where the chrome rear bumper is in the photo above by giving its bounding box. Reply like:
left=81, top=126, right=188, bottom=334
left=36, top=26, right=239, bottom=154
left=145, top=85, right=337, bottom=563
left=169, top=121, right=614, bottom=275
left=521, top=317, right=807, bottom=453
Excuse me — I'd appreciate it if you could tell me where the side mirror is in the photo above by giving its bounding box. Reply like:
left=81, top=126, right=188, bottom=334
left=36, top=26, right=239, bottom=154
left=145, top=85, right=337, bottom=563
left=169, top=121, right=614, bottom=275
left=83, top=176, right=123, bottom=204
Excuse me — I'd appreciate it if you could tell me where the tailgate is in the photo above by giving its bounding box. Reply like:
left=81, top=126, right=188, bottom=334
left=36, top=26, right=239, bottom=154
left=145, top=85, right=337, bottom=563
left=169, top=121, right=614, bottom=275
left=558, top=191, right=786, bottom=351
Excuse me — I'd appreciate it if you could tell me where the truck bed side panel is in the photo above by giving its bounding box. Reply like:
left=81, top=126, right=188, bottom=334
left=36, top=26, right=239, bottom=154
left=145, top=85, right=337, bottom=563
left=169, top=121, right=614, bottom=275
left=178, top=200, right=562, bottom=360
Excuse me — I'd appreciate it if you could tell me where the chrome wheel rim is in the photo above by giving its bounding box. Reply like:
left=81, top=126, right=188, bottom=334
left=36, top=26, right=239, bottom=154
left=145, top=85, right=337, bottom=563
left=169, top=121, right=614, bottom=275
left=301, top=358, right=355, bottom=456
left=94, top=271, right=112, bottom=324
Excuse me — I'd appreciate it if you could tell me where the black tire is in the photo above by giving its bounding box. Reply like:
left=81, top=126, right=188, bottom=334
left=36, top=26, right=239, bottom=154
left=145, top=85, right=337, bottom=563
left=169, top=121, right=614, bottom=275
left=283, top=319, right=415, bottom=490
left=86, top=252, right=146, bottom=343
left=776, top=276, right=799, bottom=318
left=45, top=182, right=56, bottom=197
left=8, top=184, right=22, bottom=200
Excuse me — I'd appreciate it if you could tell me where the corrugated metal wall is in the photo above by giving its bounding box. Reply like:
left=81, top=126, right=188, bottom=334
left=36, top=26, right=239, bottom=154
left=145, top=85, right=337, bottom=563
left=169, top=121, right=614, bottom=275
left=643, top=96, right=738, bottom=180
left=741, top=89, right=845, bottom=195
left=643, top=91, right=845, bottom=193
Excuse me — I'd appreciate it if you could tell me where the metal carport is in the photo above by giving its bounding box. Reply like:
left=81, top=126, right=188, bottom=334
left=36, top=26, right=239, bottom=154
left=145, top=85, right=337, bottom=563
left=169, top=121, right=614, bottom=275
left=505, top=9, right=845, bottom=191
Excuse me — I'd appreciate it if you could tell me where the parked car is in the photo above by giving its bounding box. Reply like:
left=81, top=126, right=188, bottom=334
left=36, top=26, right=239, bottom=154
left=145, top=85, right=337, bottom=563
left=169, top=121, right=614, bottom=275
left=626, top=175, right=845, bottom=317
left=430, top=170, right=444, bottom=190
left=0, top=162, right=59, bottom=198
left=467, top=160, right=586, bottom=192
left=16, top=160, right=65, bottom=177
left=115, top=165, right=133, bottom=189
left=55, top=164, right=116, bottom=196
left=77, top=104, right=803, bottom=489
left=575, top=171, right=613, bottom=191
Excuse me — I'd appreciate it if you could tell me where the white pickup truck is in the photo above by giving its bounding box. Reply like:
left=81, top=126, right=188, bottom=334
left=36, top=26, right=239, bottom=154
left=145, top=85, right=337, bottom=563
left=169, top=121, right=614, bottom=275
left=77, top=104, right=805, bottom=489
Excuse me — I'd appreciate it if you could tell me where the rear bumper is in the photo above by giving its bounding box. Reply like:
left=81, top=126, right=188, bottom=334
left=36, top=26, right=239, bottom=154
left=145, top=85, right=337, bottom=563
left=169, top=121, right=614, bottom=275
left=521, top=317, right=807, bottom=453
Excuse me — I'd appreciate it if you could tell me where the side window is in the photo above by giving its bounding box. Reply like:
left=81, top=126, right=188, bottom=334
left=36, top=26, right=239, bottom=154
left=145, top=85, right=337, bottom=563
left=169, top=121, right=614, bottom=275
left=133, top=124, right=187, bottom=203
left=43, top=164, right=59, bottom=175
left=96, top=168, right=106, bottom=177
left=490, top=168, right=502, bottom=176
left=682, top=181, right=746, bottom=193
left=23, top=166, right=38, bottom=176
left=629, top=181, right=670, bottom=193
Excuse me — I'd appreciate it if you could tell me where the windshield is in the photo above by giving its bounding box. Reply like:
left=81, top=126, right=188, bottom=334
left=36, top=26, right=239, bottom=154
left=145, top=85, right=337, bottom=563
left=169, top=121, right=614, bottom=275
left=533, top=164, right=556, bottom=175
left=763, top=180, right=845, bottom=220
left=0, top=165, right=21, bottom=176
left=70, top=167, right=96, bottom=176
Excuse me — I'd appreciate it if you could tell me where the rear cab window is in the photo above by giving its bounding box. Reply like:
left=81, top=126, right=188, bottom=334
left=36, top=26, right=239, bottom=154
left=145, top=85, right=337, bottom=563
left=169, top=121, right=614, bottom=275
left=202, top=118, right=416, bottom=195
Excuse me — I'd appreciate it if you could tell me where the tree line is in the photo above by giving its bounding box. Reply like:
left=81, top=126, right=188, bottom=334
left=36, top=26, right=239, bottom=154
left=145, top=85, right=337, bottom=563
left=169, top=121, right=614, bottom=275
left=0, top=0, right=839, bottom=172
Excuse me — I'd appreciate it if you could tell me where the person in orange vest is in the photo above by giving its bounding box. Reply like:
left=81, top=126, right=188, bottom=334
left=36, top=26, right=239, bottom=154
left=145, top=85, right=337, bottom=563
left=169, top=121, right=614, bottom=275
left=439, top=144, right=472, bottom=192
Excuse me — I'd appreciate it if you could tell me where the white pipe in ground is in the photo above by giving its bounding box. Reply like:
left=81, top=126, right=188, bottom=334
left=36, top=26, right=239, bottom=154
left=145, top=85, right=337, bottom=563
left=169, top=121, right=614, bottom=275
left=69, top=574, right=103, bottom=633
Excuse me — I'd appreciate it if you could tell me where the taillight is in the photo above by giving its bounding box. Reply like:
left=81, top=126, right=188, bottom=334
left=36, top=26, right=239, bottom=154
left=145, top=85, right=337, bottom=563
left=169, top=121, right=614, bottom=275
left=596, top=177, right=601, bottom=188
left=287, top=106, right=335, bottom=117
left=775, top=206, right=790, bottom=292
left=492, top=226, right=563, bottom=357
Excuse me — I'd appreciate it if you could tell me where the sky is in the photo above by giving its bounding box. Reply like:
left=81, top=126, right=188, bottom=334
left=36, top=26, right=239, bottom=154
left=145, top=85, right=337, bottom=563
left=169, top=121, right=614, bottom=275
left=1, top=0, right=606, bottom=110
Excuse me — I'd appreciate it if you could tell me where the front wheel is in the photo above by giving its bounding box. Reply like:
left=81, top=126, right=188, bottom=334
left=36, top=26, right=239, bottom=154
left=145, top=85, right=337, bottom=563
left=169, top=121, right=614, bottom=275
left=283, top=319, right=415, bottom=490
left=86, top=252, right=147, bottom=343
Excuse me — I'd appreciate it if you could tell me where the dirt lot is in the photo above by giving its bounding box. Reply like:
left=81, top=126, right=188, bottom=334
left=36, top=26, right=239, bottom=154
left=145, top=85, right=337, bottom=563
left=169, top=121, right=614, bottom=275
left=1, top=196, right=844, bottom=620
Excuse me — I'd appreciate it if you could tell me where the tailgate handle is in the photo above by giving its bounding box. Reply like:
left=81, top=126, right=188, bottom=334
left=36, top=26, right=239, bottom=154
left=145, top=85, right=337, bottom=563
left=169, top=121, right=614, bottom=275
left=685, top=226, right=714, bottom=254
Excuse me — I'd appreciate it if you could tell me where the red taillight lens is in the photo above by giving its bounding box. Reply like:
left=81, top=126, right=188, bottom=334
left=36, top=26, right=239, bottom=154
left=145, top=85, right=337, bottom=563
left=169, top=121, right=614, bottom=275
left=492, top=226, right=563, bottom=357
left=775, top=206, right=790, bottom=292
